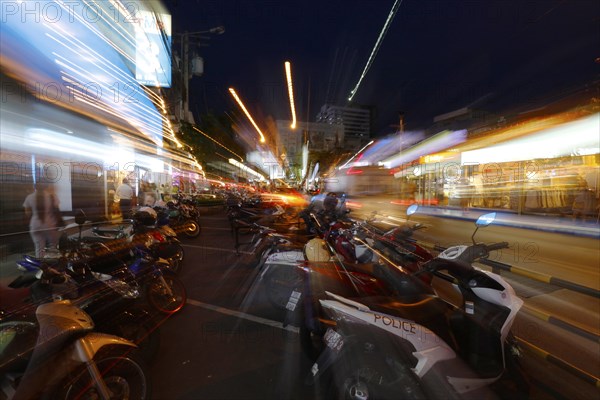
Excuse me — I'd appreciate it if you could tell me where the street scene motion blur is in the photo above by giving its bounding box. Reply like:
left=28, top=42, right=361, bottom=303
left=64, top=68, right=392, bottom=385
left=0, top=1, right=598, bottom=399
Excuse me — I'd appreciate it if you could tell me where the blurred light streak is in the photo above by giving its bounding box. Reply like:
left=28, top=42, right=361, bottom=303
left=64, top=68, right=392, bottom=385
left=228, top=159, right=265, bottom=180
left=228, top=88, right=266, bottom=143
left=192, top=126, right=244, bottom=162
left=284, top=61, right=297, bottom=129
left=1, top=0, right=167, bottom=145
left=348, top=0, right=403, bottom=102
left=390, top=198, right=439, bottom=206
left=346, top=201, right=363, bottom=209
left=346, top=168, right=364, bottom=175
left=382, top=130, right=467, bottom=169
left=461, top=113, right=600, bottom=164
left=341, top=140, right=374, bottom=169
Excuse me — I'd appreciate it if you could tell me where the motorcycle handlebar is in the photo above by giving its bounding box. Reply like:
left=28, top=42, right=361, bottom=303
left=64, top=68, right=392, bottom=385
left=486, top=241, right=509, bottom=252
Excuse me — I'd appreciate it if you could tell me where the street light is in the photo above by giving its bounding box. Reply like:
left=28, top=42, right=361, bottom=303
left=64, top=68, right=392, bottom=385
left=176, top=26, right=225, bottom=123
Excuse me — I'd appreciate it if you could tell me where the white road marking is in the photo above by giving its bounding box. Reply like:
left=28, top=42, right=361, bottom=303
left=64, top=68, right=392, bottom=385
left=186, top=298, right=299, bottom=333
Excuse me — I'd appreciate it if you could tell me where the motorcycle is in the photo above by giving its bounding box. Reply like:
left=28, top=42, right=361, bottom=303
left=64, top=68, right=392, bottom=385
left=67, top=209, right=187, bottom=315
left=126, top=242, right=187, bottom=314
left=309, top=212, right=530, bottom=399
left=358, top=204, right=433, bottom=275
left=164, top=199, right=201, bottom=238
left=91, top=207, right=184, bottom=275
left=10, top=212, right=162, bottom=361
left=0, top=267, right=151, bottom=399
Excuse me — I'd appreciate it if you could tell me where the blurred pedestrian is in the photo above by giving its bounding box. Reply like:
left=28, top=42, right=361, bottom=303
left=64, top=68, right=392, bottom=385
left=23, top=182, right=62, bottom=257
left=115, top=178, right=134, bottom=218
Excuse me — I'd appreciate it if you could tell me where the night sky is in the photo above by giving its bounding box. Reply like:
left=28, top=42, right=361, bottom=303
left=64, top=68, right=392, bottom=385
left=165, top=0, right=599, bottom=135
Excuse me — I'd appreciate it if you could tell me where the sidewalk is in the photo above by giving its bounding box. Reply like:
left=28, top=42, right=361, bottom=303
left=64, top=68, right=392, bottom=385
left=348, top=195, right=600, bottom=239
left=417, top=205, right=600, bottom=239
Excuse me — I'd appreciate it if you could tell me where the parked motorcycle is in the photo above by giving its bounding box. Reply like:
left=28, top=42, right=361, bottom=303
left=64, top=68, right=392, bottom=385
left=66, top=209, right=186, bottom=315
left=164, top=199, right=201, bottom=238
left=83, top=209, right=187, bottom=314
left=10, top=211, right=162, bottom=361
left=0, top=267, right=151, bottom=399
left=351, top=205, right=434, bottom=283
left=309, top=212, right=530, bottom=400
left=91, top=207, right=184, bottom=274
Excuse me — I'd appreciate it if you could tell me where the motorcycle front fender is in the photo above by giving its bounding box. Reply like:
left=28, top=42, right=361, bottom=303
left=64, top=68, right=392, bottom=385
left=12, top=333, right=137, bottom=400
left=72, top=332, right=137, bottom=363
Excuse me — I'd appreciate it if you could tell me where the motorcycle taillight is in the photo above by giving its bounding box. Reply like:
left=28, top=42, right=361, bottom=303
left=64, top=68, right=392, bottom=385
left=152, top=231, right=165, bottom=242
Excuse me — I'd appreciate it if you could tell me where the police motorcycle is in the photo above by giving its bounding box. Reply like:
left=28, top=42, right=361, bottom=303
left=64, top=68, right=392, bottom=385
left=0, top=267, right=150, bottom=399
left=309, top=212, right=530, bottom=400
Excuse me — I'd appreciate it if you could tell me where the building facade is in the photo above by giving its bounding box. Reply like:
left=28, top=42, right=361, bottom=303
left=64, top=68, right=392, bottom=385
left=275, top=120, right=344, bottom=179
left=316, top=104, right=371, bottom=151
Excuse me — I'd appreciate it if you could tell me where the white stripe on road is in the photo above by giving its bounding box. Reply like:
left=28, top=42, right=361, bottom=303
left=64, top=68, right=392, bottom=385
left=186, top=298, right=299, bottom=333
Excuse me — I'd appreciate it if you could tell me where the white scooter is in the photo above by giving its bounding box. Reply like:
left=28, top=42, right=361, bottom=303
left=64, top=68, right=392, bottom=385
left=310, top=212, right=529, bottom=400
left=0, top=266, right=150, bottom=399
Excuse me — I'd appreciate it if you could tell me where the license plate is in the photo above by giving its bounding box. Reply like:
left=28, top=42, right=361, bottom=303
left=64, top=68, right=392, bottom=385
left=324, top=328, right=344, bottom=352
left=311, top=362, right=319, bottom=376
left=285, top=290, right=302, bottom=311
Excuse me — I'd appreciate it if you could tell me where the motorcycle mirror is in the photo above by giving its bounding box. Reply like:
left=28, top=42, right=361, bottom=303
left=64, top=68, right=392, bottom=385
left=475, top=212, right=496, bottom=227
left=75, top=209, right=86, bottom=225
left=406, top=204, right=419, bottom=216
left=472, top=212, right=496, bottom=244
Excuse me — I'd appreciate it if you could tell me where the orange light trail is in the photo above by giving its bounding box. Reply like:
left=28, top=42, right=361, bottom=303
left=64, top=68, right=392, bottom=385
left=228, top=88, right=266, bottom=143
left=284, top=61, right=297, bottom=129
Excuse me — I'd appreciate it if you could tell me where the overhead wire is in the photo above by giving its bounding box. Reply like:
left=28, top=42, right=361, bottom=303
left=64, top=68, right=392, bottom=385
left=347, top=0, right=404, bottom=102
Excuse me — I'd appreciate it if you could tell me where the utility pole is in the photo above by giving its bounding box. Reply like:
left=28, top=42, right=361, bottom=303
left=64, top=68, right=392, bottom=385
left=176, top=26, right=224, bottom=123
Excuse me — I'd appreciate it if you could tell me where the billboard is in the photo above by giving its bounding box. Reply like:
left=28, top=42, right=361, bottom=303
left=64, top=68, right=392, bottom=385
left=135, top=10, right=172, bottom=87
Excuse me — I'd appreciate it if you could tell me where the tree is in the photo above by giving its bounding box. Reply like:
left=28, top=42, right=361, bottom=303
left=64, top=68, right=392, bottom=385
left=175, top=113, right=245, bottom=164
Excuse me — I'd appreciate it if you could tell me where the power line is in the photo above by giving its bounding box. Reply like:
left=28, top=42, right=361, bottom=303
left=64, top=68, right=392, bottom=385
left=348, top=0, right=403, bottom=102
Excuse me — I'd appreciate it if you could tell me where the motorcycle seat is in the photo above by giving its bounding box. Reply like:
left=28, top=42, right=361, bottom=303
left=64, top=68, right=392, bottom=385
left=81, top=236, right=113, bottom=243
left=23, top=255, right=62, bottom=266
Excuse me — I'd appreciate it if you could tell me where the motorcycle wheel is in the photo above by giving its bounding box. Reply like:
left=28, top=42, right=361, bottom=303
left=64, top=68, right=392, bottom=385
left=165, top=244, right=184, bottom=274
left=331, top=358, right=386, bottom=400
left=264, top=266, right=304, bottom=310
left=331, top=354, right=426, bottom=400
left=57, top=345, right=151, bottom=400
left=145, top=271, right=187, bottom=314
left=183, top=219, right=201, bottom=238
